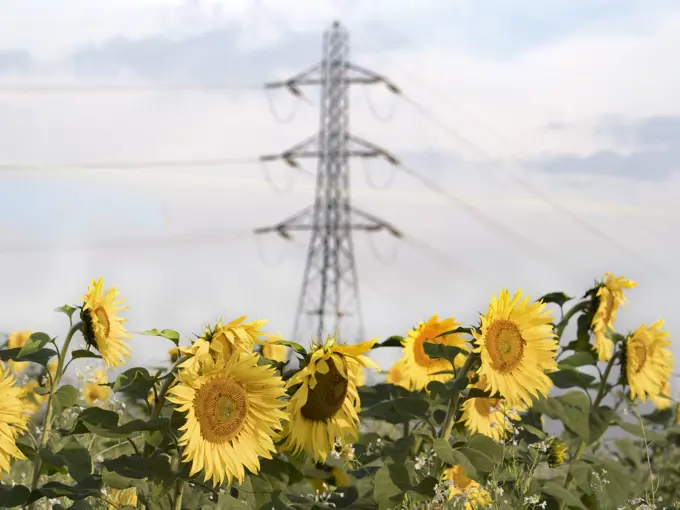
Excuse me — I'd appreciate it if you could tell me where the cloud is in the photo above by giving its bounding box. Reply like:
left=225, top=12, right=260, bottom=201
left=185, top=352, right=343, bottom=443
left=535, top=115, right=680, bottom=180
left=0, top=51, right=32, bottom=73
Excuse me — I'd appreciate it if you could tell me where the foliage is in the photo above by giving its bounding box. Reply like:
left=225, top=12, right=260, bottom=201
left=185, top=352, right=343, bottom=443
left=0, top=274, right=678, bottom=510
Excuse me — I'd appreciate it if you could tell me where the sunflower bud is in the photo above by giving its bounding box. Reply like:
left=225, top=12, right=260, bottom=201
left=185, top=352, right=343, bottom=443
left=547, top=437, right=568, bottom=468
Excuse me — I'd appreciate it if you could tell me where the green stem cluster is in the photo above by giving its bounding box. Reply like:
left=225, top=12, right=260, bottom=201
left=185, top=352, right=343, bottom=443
left=440, top=353, right=479, bottom=441
left=28, top=321, right=83, bottom=508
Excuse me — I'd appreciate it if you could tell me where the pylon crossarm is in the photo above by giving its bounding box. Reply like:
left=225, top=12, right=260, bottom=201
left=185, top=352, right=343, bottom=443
left=350, top=206, right=403, bottom=238
left=347, top=63, right=401, bottom=94
left=264, top=63, right=322, bottom=91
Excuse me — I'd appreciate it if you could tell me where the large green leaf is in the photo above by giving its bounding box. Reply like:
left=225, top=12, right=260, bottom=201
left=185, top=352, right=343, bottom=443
left=53, top=385, right=79, bottom=414
left=373, top=336, right=404, bottom=348
left=39, top=441, right=92, bottom=483
left=616, top=419, right=665, bottom=442
left=0, top=484, right=31, bottom=508
left=30, top=476, right=102, bottom=503
left=0, top=347, right=57, bottom=367
left=138, top=328, right=180, bottom=345
left=540, top=481, right=586, bottom=509
left=63, top=407, right=169, bottom=438
left=457, top=447, right=495, bottom=474
left=538, top=292, right=573, bottom=307
left=17, top=332, right=52, bottom=357
left=70, top=350, right=102, bottom=360
left=422, top=343, right=463, bottom=365
left=588, top=406, right=616, bottom=445
left=360, top=397, right=429, bottom=423
left=558, top=351, right=596, bottom=369
left=549, top=369, right=596, bottom=389
left=534, top=391, right=590, bottom=441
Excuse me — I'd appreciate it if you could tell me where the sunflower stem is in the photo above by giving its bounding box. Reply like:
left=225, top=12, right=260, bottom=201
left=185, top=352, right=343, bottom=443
left=594, top=350, right=620, bottom=408
left=144, top=355, right=188, bottom=457
left=28, top=321, right=83, bottom=505
left=440, top=353, right=479, bottom=441
left=172, top=478, right=184, bottom=510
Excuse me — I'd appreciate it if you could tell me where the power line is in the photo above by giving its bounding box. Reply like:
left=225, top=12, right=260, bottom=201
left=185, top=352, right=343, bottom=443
left=0, top=84, right=263, bottom=94
left=0, top=157, right=260, bottom=172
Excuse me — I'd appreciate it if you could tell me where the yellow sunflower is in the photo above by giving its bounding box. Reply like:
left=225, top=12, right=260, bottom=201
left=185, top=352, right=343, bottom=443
left=179, top=316, right=269, bottom=373
left=0, top=361, right=29, bottom=477
left=442, top=465, right=493, bottom=509
left=84, top=370, right=111, bottom=407
left=401, top=315, right=471, bottom=392
left=19, top=380, right=46, bottom=415
left=626, top=319, right=673, bottom=405
left=261, top=338, right=288, bottom=364
left=109, top=487, right=137, bottom=508
left=547, top=437, right=568, bottom=468
left=81, top=278, right=131, bottom=369
left=591, top=273, right=637, bottom=362
left=167, top=351, right=287, bottom=487
left=459, top=376, right=523, bottom=441
left=474, top=289, right=558, bottom=408
left=385, top=358, right=409, bottom=389
left=7, top=330, right=32, bottom=374
left=281, top=335, right=380, bottom=463
left=649, top=380, right=672, bottom=410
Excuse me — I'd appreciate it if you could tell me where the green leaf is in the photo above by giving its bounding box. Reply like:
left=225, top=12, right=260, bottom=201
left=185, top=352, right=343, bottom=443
left=588, top=406, right=616, bottom=445
left=360, top=397, right=429, bottom=424
left=33, top=386, right=50, bottom=396
left=558, top=351, right=596, bottom=369
left=540, top=481, right=586, bottom=509
left=53, top=385, right=79, bottom=414
left=70, top=350, right=102, bottom=360
left=102, top=454, right=172, bottom=485
left=422, top=342, right=463, bottom=364
left=40, top=442, right=92, bottom=483
left=466, top=388, right=503, bottom=399
left=522, top=424, right=546, bottom=440
left=17, top=332, right=52, bottom=357
left=101, top=469, right=147, bottom=490
left=434, top=326, right=473, bottom=338
left=270, top=339, right=307, bottom=357
left=113, top=367, right=156, bottom=397
left=614, top=437, right=641, bottom=467
left=0, top=484, right=31, bottom=508
left=374, top=336, right=404, bottom=348
left=549, top=369, right=596, bottom=389
left=534, top=391, right=590, bottom=441
left=433, top=439, right=478, bottom=479
left=0, top=347, right=57, bottom=367
left=537, top=292, right=573, bottom=307
left=64, top=407, right=169, bottom=438
left=457, top=447, right=495, bottom=474
left=615, top=419, right=665, bottom=442
left=426, top=380, right=449, bottom=400
left=138, top=328, right=180, bottom=345
left=55, top=304, right=78, bottom=319
left=31, top=476, right=102, bottom=502
left=466, top=434, right=505, bottom=462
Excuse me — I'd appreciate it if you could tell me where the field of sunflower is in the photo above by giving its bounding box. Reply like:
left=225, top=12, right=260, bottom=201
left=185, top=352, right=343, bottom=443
left=0, top=273, right=679, bottom=509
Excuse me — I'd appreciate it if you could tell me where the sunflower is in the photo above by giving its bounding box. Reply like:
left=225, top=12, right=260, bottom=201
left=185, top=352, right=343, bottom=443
left=261, top=338, right=288, bottom=364
left=591, top=273, right=637, bottom=362
left=547, top=437, right=568, bottom=468
left=473, top=289, right=558, bottom=408
left=459, top=376, right=523, bottom=441
left=167, top=351, right=287, bottom=487
left=401, top=315, right=471, bottom=392
left=179, top=317, right=269, bottom=373
left=80, top=278, right=131, bottom=369
left=626, top=319, right=673, bottom=405
left=109, top=487, right=137, bottom=509
left=385, top=358, right=409, bottom=389
left=281, top=335, right=380, bottom=463
left=0, top=362, right=29, bottom=477
left=84, top=370, right=111, bottom=407
left=442, top=465, right=493, bottom=509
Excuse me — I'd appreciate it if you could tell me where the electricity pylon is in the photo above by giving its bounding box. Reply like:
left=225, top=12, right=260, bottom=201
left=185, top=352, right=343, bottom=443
left=254, top=21, right=402, bottom=344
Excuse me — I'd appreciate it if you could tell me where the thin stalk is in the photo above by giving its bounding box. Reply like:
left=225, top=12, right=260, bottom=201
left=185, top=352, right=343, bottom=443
left=440, top=353, right=479, bottom=441
left=173, top=479, right=184, bottom=510
left=594, top=351, right=620, bottom=408
left=29, top=321, right=83, bottom=505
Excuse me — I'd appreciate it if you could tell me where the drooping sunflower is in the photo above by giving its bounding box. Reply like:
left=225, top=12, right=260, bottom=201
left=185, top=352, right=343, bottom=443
left=459, top=376, right=523, bottom=442
left=385, top=357, right=409, bottom=389
left=591, top=273, right=637, bottom=362
left=167, top=351, right=288, bottom=487
left=474, top=289, right=558, bottom=408
left=442, top=465, right=493, bottom=509
left=80, top=278, right=131, bottom=369
left=649, top=380, right=672, bottom=410
left=109, top=487, right=137, bottom=509
left=7, top=330, right=32, bottom=374
left=626, top=319, right=673, bottom=405
left=179, top=316, right=269, bottom=373
left=84, top=370, right=111, bottom=407
left=401, top=315, right=471, bottom=392
left=0, top=362, right=29, bottom=477
left=547, top=437, right=568, bottom=468
left=281, top=335, right=380, bottom=463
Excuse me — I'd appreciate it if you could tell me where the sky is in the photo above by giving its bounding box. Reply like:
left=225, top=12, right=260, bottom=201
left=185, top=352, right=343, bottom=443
left=0, top=0, right=678, bottom=396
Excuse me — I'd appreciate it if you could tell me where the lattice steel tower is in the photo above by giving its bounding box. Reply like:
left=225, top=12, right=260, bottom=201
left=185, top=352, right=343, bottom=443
left=255, top=21, right=401, bottom=344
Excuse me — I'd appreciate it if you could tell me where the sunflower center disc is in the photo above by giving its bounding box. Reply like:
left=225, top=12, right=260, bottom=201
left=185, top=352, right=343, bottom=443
left=486, top=319, right=525, bottom=374
left=474, top=397, right=501, bottom=417
left=301, top=360, right=349, bottom=422
left=94, top=307, right=111, bottom=337
left=194, top=375, right=248, bottom=443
